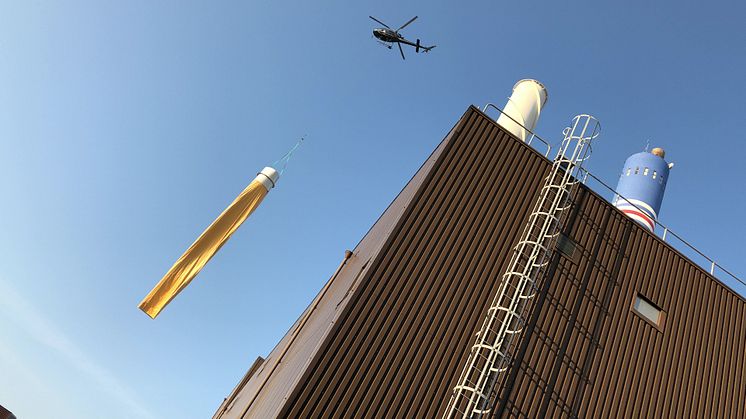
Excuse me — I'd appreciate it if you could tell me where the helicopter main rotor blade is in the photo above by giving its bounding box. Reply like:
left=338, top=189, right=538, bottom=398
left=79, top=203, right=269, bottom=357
left=369, top=16, right=390, bottom=29
left=398, top=42, right=406, bottom=60
left=397, top=16, right=418, bottom=32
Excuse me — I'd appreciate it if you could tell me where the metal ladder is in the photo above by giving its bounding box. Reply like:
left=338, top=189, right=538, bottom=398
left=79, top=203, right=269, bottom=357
left=443, top=115, right=600, bottom=418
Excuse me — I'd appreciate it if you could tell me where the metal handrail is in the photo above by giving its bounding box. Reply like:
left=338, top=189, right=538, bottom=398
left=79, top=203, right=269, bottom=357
left=480, top=101, right=744, bottom=293
left=482, top=103, right=552, bottom=157
left=579, top=168, right=746, bottom=291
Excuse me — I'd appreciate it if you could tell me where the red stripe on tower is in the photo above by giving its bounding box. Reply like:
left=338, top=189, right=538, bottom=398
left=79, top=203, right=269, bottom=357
left=621, top=209, right=655, bottom=231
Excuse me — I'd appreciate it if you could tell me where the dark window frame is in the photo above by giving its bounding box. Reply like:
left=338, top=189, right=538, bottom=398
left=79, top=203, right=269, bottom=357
left=630, top=292, right=666, bottom=332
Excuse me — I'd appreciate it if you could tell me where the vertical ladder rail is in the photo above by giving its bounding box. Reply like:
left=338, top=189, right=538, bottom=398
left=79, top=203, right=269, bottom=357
left=443, top=115, right=600, bottom=418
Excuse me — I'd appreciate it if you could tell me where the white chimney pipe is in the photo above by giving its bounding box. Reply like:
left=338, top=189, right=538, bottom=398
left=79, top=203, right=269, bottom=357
left=496, top=79, right=548, bottom=142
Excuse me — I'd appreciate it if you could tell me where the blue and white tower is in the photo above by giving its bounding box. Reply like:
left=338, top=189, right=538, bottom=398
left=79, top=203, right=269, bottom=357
left=613, top=147, right=673, bottom=232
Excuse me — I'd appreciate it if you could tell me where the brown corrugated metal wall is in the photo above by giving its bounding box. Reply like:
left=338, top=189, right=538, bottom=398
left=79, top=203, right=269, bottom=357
left=278, top=106, right=552, bottom=418
left=498, top=175, right=746, bottom=418
left=226, top=106, right=746, bottom=418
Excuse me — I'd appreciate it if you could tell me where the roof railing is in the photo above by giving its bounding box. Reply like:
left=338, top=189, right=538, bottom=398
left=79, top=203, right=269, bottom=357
left=481, top=103, right=552, bottom=157
left=579, top=168, right=746, bottom=294
left=479, top=101, right=744, bottom=295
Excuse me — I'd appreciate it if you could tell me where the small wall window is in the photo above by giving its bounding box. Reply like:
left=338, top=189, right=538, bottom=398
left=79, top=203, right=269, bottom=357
left=634, top=167, right=639, bottom=175
left=632, top=293, right=665, bottom=330
left=652, top=170, right=657, bottom=179
left=643, top=167, right=649, bottom=176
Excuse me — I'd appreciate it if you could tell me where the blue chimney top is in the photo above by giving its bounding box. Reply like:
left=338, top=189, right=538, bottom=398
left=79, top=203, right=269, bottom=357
left=613, top=147, right=672, bottom=231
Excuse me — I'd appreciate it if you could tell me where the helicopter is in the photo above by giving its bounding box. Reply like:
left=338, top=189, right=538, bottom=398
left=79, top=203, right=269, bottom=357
left=369, top=15, right=436, bottom=60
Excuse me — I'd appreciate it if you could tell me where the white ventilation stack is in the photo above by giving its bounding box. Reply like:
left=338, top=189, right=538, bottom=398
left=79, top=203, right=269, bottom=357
left=496, top=79, right=548, bottom=141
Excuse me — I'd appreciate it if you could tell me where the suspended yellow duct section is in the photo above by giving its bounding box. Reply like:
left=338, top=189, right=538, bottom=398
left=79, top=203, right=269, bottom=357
left=138, top=167, right=280, bottom=319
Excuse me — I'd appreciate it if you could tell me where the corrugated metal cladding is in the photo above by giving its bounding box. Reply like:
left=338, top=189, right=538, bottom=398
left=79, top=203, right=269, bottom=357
left=218, top=106, right=746, bottom=418
left=0, top=404, right=16, bottom=419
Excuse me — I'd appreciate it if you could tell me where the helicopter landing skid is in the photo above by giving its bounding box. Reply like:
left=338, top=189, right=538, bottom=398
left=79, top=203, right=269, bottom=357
left=375, top=39, right=393, bottom=49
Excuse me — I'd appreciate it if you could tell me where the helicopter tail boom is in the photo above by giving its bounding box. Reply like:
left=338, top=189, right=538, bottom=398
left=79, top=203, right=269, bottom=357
left=413, top=38, right=436, bottom=53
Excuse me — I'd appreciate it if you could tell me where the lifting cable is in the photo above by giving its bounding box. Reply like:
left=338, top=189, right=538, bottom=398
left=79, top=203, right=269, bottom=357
left=273, top=135, right=306, bottom=175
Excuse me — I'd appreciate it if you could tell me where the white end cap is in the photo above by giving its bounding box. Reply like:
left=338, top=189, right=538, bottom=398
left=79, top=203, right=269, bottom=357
left=514, top=79, right=548, bottom=107
left=255, top=167, right=280, bottom=191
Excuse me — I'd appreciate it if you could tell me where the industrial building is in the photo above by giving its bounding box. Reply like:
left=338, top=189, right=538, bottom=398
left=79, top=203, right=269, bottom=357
left=0, top=405, right=16, bottom=419
left=213, top=80, right=746, bottom=418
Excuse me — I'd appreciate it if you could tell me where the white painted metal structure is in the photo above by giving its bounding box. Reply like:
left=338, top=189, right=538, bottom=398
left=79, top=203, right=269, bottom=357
left=256, top=167, right=280, bottom=191
left=495, top=79, right=548, bottom=142
left=444, top=115, right=600, bottom=418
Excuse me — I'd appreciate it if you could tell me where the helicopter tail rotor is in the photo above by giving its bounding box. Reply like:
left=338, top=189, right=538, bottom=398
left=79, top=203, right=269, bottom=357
left=416, top=39, right=421, bottom=53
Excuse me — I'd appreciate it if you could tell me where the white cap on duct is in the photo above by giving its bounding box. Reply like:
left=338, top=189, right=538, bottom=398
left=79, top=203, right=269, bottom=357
left=496, top=79, right=548, bottom=142
left=255, top=167, right=280, bottom=191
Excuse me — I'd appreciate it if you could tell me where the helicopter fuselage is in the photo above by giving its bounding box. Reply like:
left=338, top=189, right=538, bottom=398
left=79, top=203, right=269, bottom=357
left=373, top=28, right=403, bottom=43
left=369, top=16, right=435, bottom=59
left=373, top=28, right=423, bottom=50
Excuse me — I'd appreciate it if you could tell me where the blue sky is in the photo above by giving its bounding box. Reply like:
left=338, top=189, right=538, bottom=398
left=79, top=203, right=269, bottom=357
left=1, top=1, right=745, bottom=417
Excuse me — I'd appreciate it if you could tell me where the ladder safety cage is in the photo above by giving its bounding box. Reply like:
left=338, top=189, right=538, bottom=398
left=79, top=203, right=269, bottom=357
left=443, top=115, right=601, bottom=418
